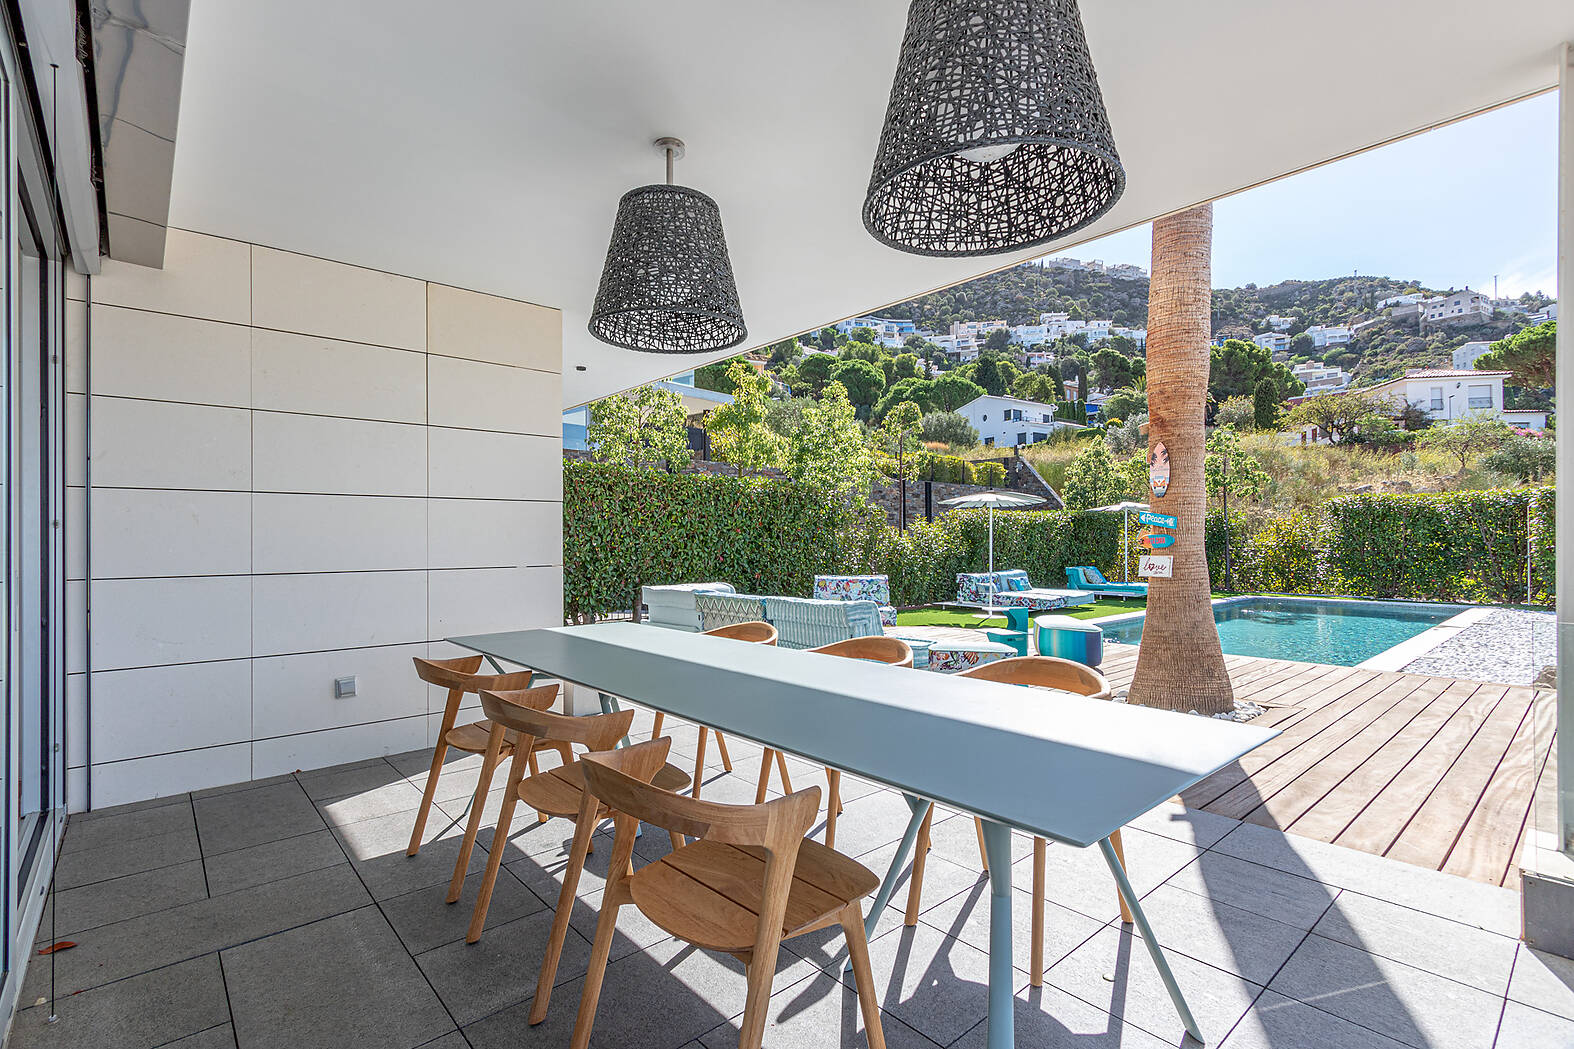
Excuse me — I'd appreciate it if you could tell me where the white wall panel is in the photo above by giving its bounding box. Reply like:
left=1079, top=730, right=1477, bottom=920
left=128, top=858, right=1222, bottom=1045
left=427, top=498, right=562, bottom=570
left=253, top=719, right=427, bottom=781
left=251, top=245, right=425, bottom=351
left=253, top=413, right=426, bottom=497
left=252, top=571, right=428, bottom=657
left=428, top=428, right=561, bottom=501
left=91, top=576, right=253, bottom=670
left=253, top=494, right=426, bottom=575
left=86, top=305, right=251, bottom=406
left=252, top=643, right=428, bottom=739
left=429, top=565, right=563, bottom=639
left=92, top=488, right=251, bottom=578
left=92, top=396, right=252, bottom=491
left=91, top=744, right=253, bottom=808
left=427, top=283, right=559, bottom=371
left=427, top=354, right=559, bottom=436
left=90, top=660, right=253, bottom=763
left=92, top=230, right=251, bottom=324
left=251, top=328, right=426, bottom=424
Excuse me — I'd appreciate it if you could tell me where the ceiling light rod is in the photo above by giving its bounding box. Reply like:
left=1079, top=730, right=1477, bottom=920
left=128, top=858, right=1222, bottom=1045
left=654, top=136, right=684, bottom=186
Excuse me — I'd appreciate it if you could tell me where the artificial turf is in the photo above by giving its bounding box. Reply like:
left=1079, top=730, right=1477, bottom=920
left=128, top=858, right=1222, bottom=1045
left=893, top=596, right=1147, bottom=628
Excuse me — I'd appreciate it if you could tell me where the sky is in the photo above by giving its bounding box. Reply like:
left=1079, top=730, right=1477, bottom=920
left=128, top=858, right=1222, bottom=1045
left=1049, top=92, right=1559, bottom=298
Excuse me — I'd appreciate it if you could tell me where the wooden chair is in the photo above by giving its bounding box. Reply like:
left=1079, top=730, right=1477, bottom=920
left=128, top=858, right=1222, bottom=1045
left=903, top=655, right=1131, bottom=987
left=660, top=621, right=778, bottom=800
left=449, top=686, right=691, bottom=949
left=755, top=636, right=913, bottom=849
left=406, top=654, right=572, bottom=856
left=564, top=738, right=887, bottom=1049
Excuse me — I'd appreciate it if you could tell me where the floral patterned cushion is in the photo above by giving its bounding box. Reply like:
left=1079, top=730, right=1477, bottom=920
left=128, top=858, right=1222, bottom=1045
left=956, top=571, right=1091, bottom=611
left=814, top=575, right=896, bottom=626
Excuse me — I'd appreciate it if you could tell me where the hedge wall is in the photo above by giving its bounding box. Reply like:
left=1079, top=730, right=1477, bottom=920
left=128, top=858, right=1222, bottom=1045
left=564, top=461, right=1553, bottom=618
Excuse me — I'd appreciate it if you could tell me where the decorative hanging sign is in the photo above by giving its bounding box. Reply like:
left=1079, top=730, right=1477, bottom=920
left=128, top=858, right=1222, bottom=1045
left=1138, top=554, right=1174, bottom=578
left=1138, top=532, right=1175, bottom=549
left=1148, top=442, right=1170, bottom=499
left=1137, top=510, right=1177, bottom=529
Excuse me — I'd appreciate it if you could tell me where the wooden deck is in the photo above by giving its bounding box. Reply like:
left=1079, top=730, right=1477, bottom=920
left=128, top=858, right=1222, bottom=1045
left=1097, top=645, right=1556, bottom=889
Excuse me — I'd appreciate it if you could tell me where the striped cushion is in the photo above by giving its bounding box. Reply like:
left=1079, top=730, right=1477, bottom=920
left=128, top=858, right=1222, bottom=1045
left=761, top=596, right=882, bottom=650
left=694, top=593, right=768, bottom=632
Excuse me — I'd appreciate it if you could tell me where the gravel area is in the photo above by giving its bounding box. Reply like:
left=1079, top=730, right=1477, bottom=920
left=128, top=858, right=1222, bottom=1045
left=1402, top=609, right=1556, bottom=686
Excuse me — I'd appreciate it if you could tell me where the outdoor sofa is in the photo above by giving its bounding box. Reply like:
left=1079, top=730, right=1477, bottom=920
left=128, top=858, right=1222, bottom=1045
left=955, top=570, right=1096, bottom=611
left=1065, top=565, right=1149, bottom=600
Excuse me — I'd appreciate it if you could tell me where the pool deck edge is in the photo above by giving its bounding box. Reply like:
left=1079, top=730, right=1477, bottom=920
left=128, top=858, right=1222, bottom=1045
left=1355, top=605, right=1496, bottom=672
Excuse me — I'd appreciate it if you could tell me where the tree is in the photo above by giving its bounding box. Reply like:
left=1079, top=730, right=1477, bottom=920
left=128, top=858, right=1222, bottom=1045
left=1415, top=415, right=1515, bottom=474
left=931, top=373, right=986, bottom=411
left=972, top=351, right=1010, bottom=396
left=879, top=400, right=925, bottom=481
left=1102, top=384, right=1147, bottom=423
left=587, top=384, right=693, bottom=470
left=764, top=396, right=815, bottom=440
left=817, top=327, right=840, bottom=352
left=1476, top=320, right=1554, bottom=387
left=1286, top=391, right=1388, bottom=443
left=765, top=339, right=799, bottom=368
left=1011, top=372, right=1058, bottom=404
left=793, top=353, right=835, bottom=396
left=1089, top=347, right=1137, bottom=392
left=919, top=411, right=978, bottom=448
left=891, top=352, right=922, bottom=381
left=1060, top=442, right=1126, bottom=509
left=707, top=360, right=781, bottom=475
left=1209, top=338, right=1304, bottom=403
left=1129, top=203, right=1233, bottom=715
left=829, top=358, right=886, bottom=415
left=1252, top=378, right=1282, bottom=430
left=694, top=360, right=735, bottom=394
left=1214, top=395, right=1256, bottom=430
left=1485, top=432, right=1554, bottom=482
left=1288, top=332, right=1314, bottom=358
left=1204, top=426, right=1270, bottom=500
left=874, top=378, right=936, bottom=421
left=849, top=326, right=878, bottom=345
left=983, top=327, right=1013, bottom=352
left=784, top=382, right=876, bottom=498
left=1104, top=414, right=1148, bottom=455
left=1039, top=363, right=1067, bottom=399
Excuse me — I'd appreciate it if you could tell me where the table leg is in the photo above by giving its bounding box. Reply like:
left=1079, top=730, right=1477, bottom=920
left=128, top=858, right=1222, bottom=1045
left=843, top=793, right=929, bottom=973
left=596, top=692, right=634, bottom=749
left=1097, top=836, right=1203, bottom=1044
left=980, top=820, right=1016, bottom=1049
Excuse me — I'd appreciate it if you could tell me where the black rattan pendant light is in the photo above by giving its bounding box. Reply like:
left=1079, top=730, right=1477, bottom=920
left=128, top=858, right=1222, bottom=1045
left=589, top=137, right=747, bottom=354
left=864, top=0, right=1125, bottom=257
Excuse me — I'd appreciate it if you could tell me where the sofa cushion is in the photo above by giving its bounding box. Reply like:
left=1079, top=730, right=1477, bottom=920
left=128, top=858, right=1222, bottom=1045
left=643, top=582, right=737, bottom=632
left=761, top=596, right=882, bottom=650
left=694, top=593, right=768, bottom=633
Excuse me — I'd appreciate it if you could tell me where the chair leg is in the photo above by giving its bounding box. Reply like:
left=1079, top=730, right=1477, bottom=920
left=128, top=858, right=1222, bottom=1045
left=754, top=748, right=776, bottom=804
left=569, top=817, right=638, bottom=1049
left=1031, top=836, right=1046, bottom=987
left=974, top=816, right=990, bottom=872
left=840, top=902, right=889, bottom=1049
left=650, top=711, right=664, bottom=739
left=737, top=937, right=785, bottom=1049
left=714, top=731, right=733, bottom=772
left=463, top=749, right=527, bottom=934
left=446, top=729, right=507, bottom=902
left=529, top=798, right=599, bottom=1023
left=693, top=727, right=709, bottom=800
left=527, top=746, right=549, bottom=824
left=1110, top=827, right=1134, bottom=924
left=825, top=769, right=841, bottom=849
left=904, top=803, right=935, bottom=926
left=407, top=687, right=464, bottom=856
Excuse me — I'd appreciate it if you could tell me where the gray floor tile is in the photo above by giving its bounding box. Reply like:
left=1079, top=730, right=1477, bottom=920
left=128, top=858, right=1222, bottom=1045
left=381, top=866, right=547, bottom=955
left=203, top=829, right=347, bottom=896
left=22, top=864, right=371, bottom=998
left=397, top=751, right=496, bottom=805
left=223, top=907, right=454, bottom=1049
left=1220, top=990, right=1417, bottom=1049
left=52, top=825, right=202, bottom=891
left=920, top=878, right=1104, bottom=980
left=434, top=784, right=587, bottom=862
left=505, top=845, right=680, bottom=967
left=1008, top=830, right=1195, bottom=925
left=858, top=917, right=1006, bottom=1047
left=1314, top=890, right=1519, bottom=995
left=1510, top=945, right=1574, bottom=1021
left=193, top=780, right=325, bottom=856
left=1126, top=801, right=1239, bottom=850
left=415, top=907, right=593, bottom=1025
left=329, top=805, right=484, bottom=901
left=1267, top=932, right=1503, bottom=1049
left=411, top=1034, right=469, bottom=1049
left=823, top=791, right=928, bottom=863
left=1044, top=924, right=1263, bottom=1046
left=858, top=837, right=986, bottom=938
left=922, top=808, right=1034, bottom=871
left=316, top=778, right=427, bottom=828
left=62, top=798, right=194, bottom=855
left=296, top=757, right=405, bottom=801
left=189, top=773, right=295, bottom=800
left=8, top=955, right=228, bottom=1049
left=697, top=966, right=939, bottom=1049
left=39, top=859, right=209, bottom=939
left=1496, top=1001, right=1574, bottom=1049
left=1165, top=850, right=1334, bottom=931
left=163, top=1025, right=237, bottom=1048
left=1126, top=882, right=1309, bottom=985
left=949, top=984, right=1175, bottom=1049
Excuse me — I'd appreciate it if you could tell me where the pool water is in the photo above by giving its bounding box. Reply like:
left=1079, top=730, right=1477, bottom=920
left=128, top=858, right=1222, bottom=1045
left=1099, top=597, right=1463, bottom=666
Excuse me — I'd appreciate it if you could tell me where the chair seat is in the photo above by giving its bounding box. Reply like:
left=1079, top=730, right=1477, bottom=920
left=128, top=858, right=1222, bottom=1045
left=516, top=758, right=692, bottom=819
left=444, top=720, right=566, bottom=756
left=628, top=838, right=879, bottom=953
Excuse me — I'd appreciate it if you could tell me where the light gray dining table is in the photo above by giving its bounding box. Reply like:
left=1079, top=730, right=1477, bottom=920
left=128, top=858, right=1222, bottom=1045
left=450, top=621, right=1278, bottom=1048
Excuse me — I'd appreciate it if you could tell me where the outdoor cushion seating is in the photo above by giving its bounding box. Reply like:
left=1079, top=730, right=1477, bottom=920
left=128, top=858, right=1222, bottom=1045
left=1033, top=614, right=1105, bottom=667
left=694, top=592, right=769, bottom=632
left=955, top=569, right=1096, bottom=611
left=1066, top=565, right=1149, bottom=599
left=813, top=574, right=898, bottom=626
left=911, top=636, right=1018, bottom=674
left=642, top=582, right=737, bottom=631
left=691, top=592, right=883, bottom=650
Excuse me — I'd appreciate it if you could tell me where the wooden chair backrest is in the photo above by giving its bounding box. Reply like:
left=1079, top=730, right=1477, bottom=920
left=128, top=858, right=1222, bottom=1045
left=580, top=740, right=820, bottom=847
left=479, top=687, right=631, bottom=751
left=703, top=620, right=779, bottom=645
left=810, top=635, right=914, bottom=668
left=413, top=654, right=534, bottom=693
left=958, top=655, right=1112, bottom=699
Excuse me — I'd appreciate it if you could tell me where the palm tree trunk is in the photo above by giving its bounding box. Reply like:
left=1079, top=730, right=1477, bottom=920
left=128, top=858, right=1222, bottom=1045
left=1128, top=204, right=1233, bottom=714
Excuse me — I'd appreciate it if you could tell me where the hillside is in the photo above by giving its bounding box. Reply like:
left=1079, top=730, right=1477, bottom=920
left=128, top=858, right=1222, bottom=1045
left=887, top=266, right=1150, bottom=330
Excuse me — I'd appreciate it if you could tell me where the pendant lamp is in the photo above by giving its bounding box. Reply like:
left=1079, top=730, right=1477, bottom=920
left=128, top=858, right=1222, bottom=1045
left=864, top=0, right=1125, bottom=257
left=589, top=137, right=747, bottom=354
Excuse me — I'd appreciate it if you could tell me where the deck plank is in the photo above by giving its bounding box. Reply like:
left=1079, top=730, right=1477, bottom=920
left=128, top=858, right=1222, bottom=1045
left=1441, top=689, right=1553, bottom=885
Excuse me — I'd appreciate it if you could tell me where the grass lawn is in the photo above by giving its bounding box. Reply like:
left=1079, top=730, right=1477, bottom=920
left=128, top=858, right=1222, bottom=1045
left=894, top=596, right=1147, bottom=628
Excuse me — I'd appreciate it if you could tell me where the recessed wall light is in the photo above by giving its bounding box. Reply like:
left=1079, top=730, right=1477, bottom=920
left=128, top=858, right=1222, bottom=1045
left=575, top=365, right=587, bottom=371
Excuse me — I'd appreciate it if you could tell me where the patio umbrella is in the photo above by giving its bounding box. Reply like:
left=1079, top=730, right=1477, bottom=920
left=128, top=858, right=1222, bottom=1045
left=1087, top=500, right=1149, bottom=581
left=940, top=490, right=1045, bottom=609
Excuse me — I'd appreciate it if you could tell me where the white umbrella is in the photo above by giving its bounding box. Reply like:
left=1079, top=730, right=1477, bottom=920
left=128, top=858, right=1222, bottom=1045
left=941, top=490, right=1046, bottom=609
left=1087, top=500, right=1149, bottom=581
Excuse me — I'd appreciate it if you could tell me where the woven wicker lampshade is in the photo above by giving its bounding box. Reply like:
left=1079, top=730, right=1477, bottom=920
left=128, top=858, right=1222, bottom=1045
left=589, top=139, right=747, bottom=354
left=864, top=0, right=1125, bottom=257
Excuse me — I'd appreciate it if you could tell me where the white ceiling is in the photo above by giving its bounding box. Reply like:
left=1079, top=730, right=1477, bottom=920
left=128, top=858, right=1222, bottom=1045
left=168, top=1, right=1573, bottom=407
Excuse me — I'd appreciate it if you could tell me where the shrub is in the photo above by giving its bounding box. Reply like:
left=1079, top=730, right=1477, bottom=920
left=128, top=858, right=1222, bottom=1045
left=919, top=410, right=979, bottom=449
left=1246, top=508, right=1327, bottom=594
left=976, top=462, right=1006, bottom=487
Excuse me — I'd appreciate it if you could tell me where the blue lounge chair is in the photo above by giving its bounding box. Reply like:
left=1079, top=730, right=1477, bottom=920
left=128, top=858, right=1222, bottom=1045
left=1066, top=565, right=1148, bottom=600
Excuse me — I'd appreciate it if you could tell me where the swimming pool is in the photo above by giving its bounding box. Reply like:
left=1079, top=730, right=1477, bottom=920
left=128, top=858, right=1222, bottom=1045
left=1098, top=596, right=1466, bottom=666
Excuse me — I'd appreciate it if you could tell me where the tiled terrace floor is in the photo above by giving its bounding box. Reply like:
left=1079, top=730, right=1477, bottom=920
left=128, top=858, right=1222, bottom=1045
left=16, top=717, right=1574, bottom=1049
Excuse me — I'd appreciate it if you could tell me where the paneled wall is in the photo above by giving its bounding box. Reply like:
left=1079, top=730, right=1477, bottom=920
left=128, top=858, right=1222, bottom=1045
left=64, top=230, right=563, bottom=810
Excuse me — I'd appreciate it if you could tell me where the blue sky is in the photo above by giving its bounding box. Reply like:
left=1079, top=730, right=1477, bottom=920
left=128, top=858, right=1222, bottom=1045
left=1056, top=92, right=1559, bottom=298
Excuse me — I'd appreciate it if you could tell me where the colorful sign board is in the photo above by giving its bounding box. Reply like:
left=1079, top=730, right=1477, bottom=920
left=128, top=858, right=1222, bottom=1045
left=1147, top=442, right=1170, bottom=499
left=1138, top=554, right=1174, bottom=578
left=1139, top=532, right=1175, bottom=549
left=1137, top=510, right=1177, bottom=529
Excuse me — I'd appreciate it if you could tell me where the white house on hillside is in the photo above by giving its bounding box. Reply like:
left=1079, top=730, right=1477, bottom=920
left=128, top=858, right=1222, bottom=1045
left=1253, top=331, right=1290, bottom=356
left=956, top=394, right=1063, bottom=448
left=1358, top=368, right=1547, bottom=430
left=1453, top=340, right=1496, bottom=369
left=1305, top=323, right=1354, bottom=348
left=1422, top=289, right=1492, bottom=326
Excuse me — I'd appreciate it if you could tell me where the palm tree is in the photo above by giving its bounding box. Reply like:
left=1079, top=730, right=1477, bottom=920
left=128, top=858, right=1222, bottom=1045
left=1127, top=204, right=1233, bottom=714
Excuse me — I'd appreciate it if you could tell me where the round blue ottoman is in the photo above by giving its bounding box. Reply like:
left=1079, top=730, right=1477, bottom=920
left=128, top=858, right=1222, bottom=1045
left=1033, top=615, right=1104, bottom=667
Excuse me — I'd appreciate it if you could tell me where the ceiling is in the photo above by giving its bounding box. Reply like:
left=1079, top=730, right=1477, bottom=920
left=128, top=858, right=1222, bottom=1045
left=166, top=1, right=1573, bottom=408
